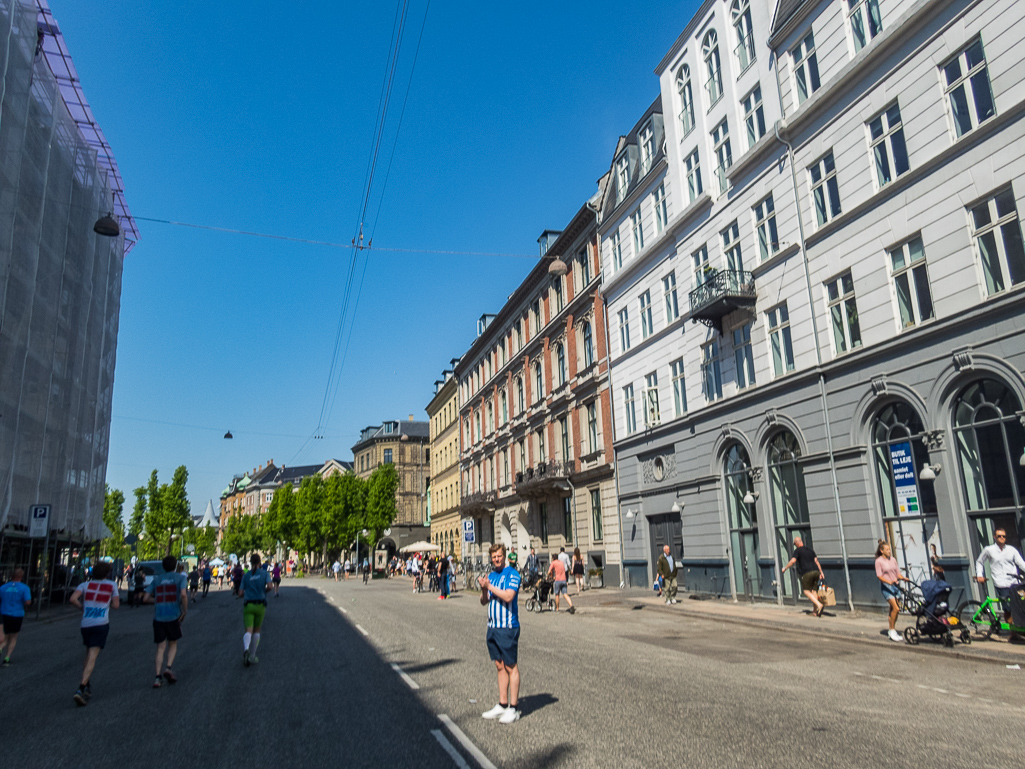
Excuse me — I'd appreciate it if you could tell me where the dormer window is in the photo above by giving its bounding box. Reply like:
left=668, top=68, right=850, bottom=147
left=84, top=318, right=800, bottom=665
left=639, top=122, right=655, bottom=176
left=616, top=154, right=630, bottom=203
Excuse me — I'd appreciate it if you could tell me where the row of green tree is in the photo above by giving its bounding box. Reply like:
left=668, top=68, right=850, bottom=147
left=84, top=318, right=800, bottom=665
left=220, top=464, right=399, bottom=565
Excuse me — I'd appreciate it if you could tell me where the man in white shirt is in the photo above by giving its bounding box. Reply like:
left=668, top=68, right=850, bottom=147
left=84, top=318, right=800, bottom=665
left=975, top=528, right=1025, bottom=634
left=332, top=560, right=341, bottom=582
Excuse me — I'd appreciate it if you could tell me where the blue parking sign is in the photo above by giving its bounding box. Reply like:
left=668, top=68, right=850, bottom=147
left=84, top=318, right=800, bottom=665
left=462, top=519, right=475, bottom=543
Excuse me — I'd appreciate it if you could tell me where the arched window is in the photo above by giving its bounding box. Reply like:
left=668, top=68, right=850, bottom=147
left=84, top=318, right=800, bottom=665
left=731, top=0, right=755, bottom=70
left=768, top=431, right=811, bottom=603
left=953, top=379, right=1025, bottom=557
left=872, top=401, right=939, bottom=583
left=582, top=321, right=594, bottom=367
left=676, top=64, right=695, bottom=135
left=703, top=31, right=723, bottom=104
left=556, top=343, right=567, bottom=387
left=533, top=360, right=544, bottom=403
left=724, top=443, right=760, bottom=597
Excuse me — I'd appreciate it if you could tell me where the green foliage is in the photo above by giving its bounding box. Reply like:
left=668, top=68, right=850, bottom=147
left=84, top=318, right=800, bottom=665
left=100, top=485, right=129, bottom=561
left=365, top=463, right=399, bottom=542
left=221, top=513, right=261, bottom=561
left=138, top=466, right=192, bottom=556
left=129, top=486, right=146, bottom=537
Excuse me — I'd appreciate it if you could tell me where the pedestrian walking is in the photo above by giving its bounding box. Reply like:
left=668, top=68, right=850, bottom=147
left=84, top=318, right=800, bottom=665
left=525, top=548, right=539, bottom=587
left=571, top=548, right=585, bottom=595
left=362, top=557, right=371, bottom=585
left=558, top=547, right=571, bottom=576
left=547, top=553, right=575, bottom=614
left=231, top=562, right=243, bottom=597
left=332, top=559, right=341, bottom=582
left=975, top=528, right=1025, bottom=640
left=343, top=559, right=351, bottom=580
left=781, top=536, right=826, bottom=616
left=242, top=554, right=273, bottom=667
left=0, top=568, right=32, bottom=666
left=202, top=564, right=212, bottom=598
left=142, top=555, right=187, bottom=687
left=875, top=540, right=911, bottom=642
left=69, top=561, right=119, bottom=706
left=437, top=553, right=450, bottom=600
left=132, top=565, right=146, bottom=607
left=478, top=543, right=522, bottom=724
left=188, top=566, right=200, bottom=603
left=271, top=561, right=282, bottom=597
left=656, top=545, right=679, bottom=605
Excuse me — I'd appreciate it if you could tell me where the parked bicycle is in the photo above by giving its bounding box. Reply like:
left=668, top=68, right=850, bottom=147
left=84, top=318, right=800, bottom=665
left=957, top=595, right=1025, bottom=640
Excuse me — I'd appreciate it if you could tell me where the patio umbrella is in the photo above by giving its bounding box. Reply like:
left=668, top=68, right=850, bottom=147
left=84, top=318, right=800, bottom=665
left=399, top=541, right=440, bottom=553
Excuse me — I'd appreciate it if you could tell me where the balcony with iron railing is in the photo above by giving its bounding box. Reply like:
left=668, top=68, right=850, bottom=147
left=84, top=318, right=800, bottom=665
left=514, top=459, right=573, bottom=498
left=461, top=490, right=496, bottom=513
left=689, top=269, right=756, bottom=330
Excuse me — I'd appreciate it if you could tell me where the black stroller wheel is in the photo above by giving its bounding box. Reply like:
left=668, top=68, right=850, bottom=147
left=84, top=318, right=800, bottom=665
left=525, top=598, right=536, bottom=613
left=960, top=628, right=971, bottom=645
left=903, top=627, right=919, bottom=645
left=944, top=632, right=955, bottom=648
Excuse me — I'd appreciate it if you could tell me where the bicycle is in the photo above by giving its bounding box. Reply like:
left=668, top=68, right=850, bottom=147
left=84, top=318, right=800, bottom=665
left=956, top=594, right=1025, bottom=641
left=897, top=581, right=925, bottom=616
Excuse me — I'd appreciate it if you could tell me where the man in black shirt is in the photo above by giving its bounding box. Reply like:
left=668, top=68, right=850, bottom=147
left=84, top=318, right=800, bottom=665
left=781, top=536, right=826, bottom=616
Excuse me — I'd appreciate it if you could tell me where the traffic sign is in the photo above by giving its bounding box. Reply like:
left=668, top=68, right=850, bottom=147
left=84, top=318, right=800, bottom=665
left=462, top=518, right=475, bottom=543
left=29, top=504, right=50, bottom=538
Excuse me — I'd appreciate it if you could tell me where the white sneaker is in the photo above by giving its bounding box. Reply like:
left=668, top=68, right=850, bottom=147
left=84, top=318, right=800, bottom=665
left=482, top=704, right=508, bottom=720
left=498, top=708, right=521, bottom=724
left=888, top=629, right=903, bottom=642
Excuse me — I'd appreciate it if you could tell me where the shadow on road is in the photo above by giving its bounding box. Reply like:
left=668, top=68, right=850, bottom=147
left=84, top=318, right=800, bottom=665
left=504, top=742, right=575, bottom=769
left=517, top=692, right=558, bottom=716
left=395, top=657, right=461, bottom=674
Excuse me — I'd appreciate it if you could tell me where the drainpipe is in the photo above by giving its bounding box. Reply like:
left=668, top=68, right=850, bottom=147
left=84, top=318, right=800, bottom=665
left=771, top=62, right=855, bottom=612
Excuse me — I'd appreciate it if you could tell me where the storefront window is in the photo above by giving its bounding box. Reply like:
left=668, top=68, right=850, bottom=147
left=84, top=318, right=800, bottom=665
left=768, top=431, right=810, bottom=602
left=724, top=444, right=760, bottom=598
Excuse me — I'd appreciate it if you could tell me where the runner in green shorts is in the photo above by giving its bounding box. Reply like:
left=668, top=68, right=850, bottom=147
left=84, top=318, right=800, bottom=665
left=240, top=553, right=272, bottom=667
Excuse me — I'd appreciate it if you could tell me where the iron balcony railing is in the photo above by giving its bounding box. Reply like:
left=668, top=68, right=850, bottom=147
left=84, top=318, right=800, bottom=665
left=514, top=459, right=573, bottom=496
left=689, top=269, right=756, bottom=320
left=461, top=491, right=496, bottom=512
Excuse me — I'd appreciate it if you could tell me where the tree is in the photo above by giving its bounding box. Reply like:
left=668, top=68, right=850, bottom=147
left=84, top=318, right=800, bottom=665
left=221, top=514, right=260, bottom=561
left=142, top=466, right=192, bottom=555
left=129, top=486, right=146, bottom=537
left=365, top=463, right=399, bottom=543
left=101, top=485, right=128, bottom=561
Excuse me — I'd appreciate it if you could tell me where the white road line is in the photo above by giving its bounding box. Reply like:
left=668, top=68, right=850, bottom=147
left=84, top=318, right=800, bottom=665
left=437, top=715, right=498, bottom=769
left=431, top=729, right=471, bottom=769
left=390, top=663, right=420, bottom=690
left=339, top=606, right=348, bottom=614
left=355, top=624, right=369, bottom=637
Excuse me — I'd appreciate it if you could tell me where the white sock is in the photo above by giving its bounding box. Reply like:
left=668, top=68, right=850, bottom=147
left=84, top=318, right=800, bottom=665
left=251, top=633, right=261, bottom=654
left=243, top=632, right=252, bottom=651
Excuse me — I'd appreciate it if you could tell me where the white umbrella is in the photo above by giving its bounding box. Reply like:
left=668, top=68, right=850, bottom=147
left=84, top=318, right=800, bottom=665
left=209, top=557, right=225, bottom=566
left=399, top=541, right=440, bottom=553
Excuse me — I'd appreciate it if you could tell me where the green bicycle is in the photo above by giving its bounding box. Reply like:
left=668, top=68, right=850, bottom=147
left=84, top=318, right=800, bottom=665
left=956, top=595, right=1025, bottom=641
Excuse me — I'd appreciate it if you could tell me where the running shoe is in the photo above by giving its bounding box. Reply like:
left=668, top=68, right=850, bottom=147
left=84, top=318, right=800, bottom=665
left=163, top=668, right=177, bottom=684
left=152, top=676, right=163, bottom=689
left=482, top=704, right=509, bottom=720
left=1, top=656, right=10, bottom=667
left=73, top=687, right=88, bottom=707
left=568, top=606, right=576, bottom=614
left=888, top=629, right=903, bottom=642
left=243, top=650, right=251, bottom=668
left=250, top=655, right=259, bottom=664
left=498, top=708, right=521, bottom=724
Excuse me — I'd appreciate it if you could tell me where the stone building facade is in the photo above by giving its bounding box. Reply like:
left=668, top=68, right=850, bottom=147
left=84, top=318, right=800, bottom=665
left=427, top=368, right=463, bottom=559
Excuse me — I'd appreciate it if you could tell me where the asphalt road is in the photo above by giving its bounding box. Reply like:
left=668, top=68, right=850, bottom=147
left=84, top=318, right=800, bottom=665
left=2, top=576, right=1023, bottom=769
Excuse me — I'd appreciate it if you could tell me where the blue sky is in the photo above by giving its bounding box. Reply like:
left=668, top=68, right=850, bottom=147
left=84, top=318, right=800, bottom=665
left=49, top=0, right=697, bottom=512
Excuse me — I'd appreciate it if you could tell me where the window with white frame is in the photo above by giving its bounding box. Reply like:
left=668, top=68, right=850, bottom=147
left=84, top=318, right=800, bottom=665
left=516, top=376, right=525, bottom=413
left=639, top=122, right=655, bottom=176
left=712, top=119, right=732, bottom=195
left=631, top=207, right=644, bottom=255
left=582, top=321, right=594, bottom=367
left=559, top=416, right=570, bottom=460
left=742, top=84, right=765, bottom=149
left=616, top=153, right=630, bottom=203
left=693, top=244, right=711, bottom=286
left=623, top=384, right=637, bottom=434
left=578, top=246, right=591, bottom=287
left=826, top=272, right=862, bottom=354
left=722, top=220, right=744, bottom=273
left=942, top=39, right=995, bottom=138
left=618, top=308, right=632, bottom=352
left=611, top=229, right=623, bottom=271
left=733, top=322, right=755, bottom=389
left=671, top=358, right=687, bottom=416
left=753, top=195, right=779, bottom=261
left=847, top=0, right=882, bottom=53
left=553, top=277, right=565, bottom=313
left=513, top=320, right=522, bottom=351
left=701, top=339, right=723, bottom=401
left=531, top=299, right=542, bottom=335
left=532, top=360, right=543, bottom=403
left=474, top=412, right=481, bottom=442
left=518, top=440, right=526, bottom=473
left=587, top=402, right=598, bottom=453
left=791, top=31, right=820, bottom=105
left=486, top=400, right=494, bottom=433
left=703, top=31, right=723, bottom=105
left=502, top=449, right=509, bottom=486
left=970, top=189, right=1025, bottom=295
left=653, top=183, right=668, bottom=234
left=869, top=104, right=909, bottom=188
left=677, top=64, right=696, bottom=136
left=889, top=236, right=934, bottom=328
left=644, top=372, right=661, bottom=427
left=591, top=488, right=604, bottom=541
left=685, top=150, right=703, bottom=203
left=500, top=389, right=508, bottom=423
left=555, top=342, right=567, bottom=387
left=639, top=290, right=653, bottom=339
left=732, top=0, right=756, bottom=71
left=663, top=271, right=679, bottom=324
left=810, top=152, right=841, bottom=226
left=766, top=303, right=795, bottom=377
left=537, top=428, right=546, bottom=463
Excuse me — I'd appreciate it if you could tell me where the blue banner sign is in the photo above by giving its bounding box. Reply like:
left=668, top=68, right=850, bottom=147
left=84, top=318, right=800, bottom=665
left=889, top=441, right=920, bottom=516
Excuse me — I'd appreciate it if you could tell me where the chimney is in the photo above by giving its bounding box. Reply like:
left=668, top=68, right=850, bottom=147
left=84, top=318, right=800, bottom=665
left=408, top=414, right=414, bottom=421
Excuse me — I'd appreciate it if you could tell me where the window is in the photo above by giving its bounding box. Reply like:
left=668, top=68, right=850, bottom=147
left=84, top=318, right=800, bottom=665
left=631, top=207, right=644, bottom=255
left=559, top=416, right=570, bottom=460
left=487, top=401, right=494, bottom=434
left=953, top=379, right=1025, bottom=513
left=513, top=320, right=522, bottom=351
left=653, top=183, right=668, bottom=234
left=663, top=272, right=679, bottom=324
left=502, top=450, right=509, bottom=486
left=943, top=40, right=995, bottom=138
left=702, top=339, right=723, bottom=401
left=753, top=195, right=779, bottom=262
left=722, top=220, right=744, bottom=273
left=500, top=389, right=508, bottom=423
left=587, top=402, right=598, bottom=453
left=869, top=104, right=909, bottom=188
left=539, top=501, right=549, bottom=544
left=677, top=64, right=695, bottom=136
left=848, top=0, right=882, bottom=53
left=553, top=277, right=565, bottom=313
left=733, top=322, right=755, bottom=389
left=578, top=246, right=591, bottom=286
left=555, top=342, right=567, bottom=387
left=712, top=119, right=732, bottom=195
left=611, top=229, right=623, bottom=271
left=826, top=272, right=862, bottom=354
left=474, top=412, right=481, bottom=442
left=685, top=150, right=703, bottom=203
left=531, top=299, right=542, bottom=334
left=618, top=308, right=632, bottom=352
left=582, top=321, right=594, bottom=367
left=768, top=430, right=813, bottom=601
left=616, top=153, right=630, bottom=203
left=563, top=498, right=573, bottom=543
left=516, top=376, right=525, bottom=413
left=591, top=489, right=604, bottom=541
left=518, top=440, right=526, bottom=473
left=644, top=372, right=660, bottom=427
left=639, top=290, right=653, bottom=339
left=732, top=0, right=756, bottom=71
left=623, top=384, right=637, bottom=434
left=810, top=153, right=841, bottom=226
left=742, top=85, right=765, bottom=149
left=970, top=189, right=1025, bottom=295
left=693, top=245, right=711, bottom=287
left=532, top=360, right=544, bottom=403
left=671, top=358, right=687, bottom=417
left=767, top=303, right=795, bottom=376
left=889, top=237, right=934, bottom=328
left=792, top=31, right=820, bottom=104
left=703, top=31, right=723, bottom=105
left=384, top=448, right=393, bottom=464
left=639, top=122, right=655, bottom=176
left=537, top=428, right=547, bottom=463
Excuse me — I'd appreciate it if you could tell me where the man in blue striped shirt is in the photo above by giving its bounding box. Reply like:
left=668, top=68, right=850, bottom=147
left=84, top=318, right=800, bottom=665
left=478, top=543, right=521, bottom=724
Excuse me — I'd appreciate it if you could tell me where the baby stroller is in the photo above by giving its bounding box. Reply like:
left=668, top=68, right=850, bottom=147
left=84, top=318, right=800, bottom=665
left=523, top=577, right=555, bottom=613
left=903, top=579, right=970, bottom=647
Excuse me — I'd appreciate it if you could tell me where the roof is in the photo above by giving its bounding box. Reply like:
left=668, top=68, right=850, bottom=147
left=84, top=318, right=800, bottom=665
left=352, top=419, right=429, bottom=451
left=770, top=0, right=811, bottom=39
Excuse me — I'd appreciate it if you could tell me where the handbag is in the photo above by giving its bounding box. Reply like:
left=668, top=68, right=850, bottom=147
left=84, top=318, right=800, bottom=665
left=817, top=581, right=837, bottom=606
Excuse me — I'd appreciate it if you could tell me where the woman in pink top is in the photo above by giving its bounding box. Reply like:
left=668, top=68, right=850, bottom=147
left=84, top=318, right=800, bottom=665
left=875, top=540, right=910, bottom=642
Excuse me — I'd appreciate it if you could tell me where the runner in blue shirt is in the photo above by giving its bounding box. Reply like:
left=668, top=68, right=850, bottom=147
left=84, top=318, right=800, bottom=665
left=478, top=544, right=522, bottom=724
left=142, top=556, right=187, bottom=688
left=0, top=568, right=32, bottom=666
left=241, top=553, right=272, bottom=667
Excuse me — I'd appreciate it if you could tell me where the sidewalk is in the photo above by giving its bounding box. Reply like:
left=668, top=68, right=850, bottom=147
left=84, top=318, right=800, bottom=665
left=570, top=586, right=1025, bottom=666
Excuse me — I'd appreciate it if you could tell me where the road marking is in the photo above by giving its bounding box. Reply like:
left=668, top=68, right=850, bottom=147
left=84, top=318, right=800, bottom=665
left=932, top=688, right=949, bottom=694
left=437, top=715, right=497, bottom=769
left=431, top=729, right=471, bottom=769
left=329, top=596, right=336, bottom=602
left=355, top=624, right=369, bottom=636
left=339, top=606, right=348, bottom=614
left=391, top=663, right=420, bottom=690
